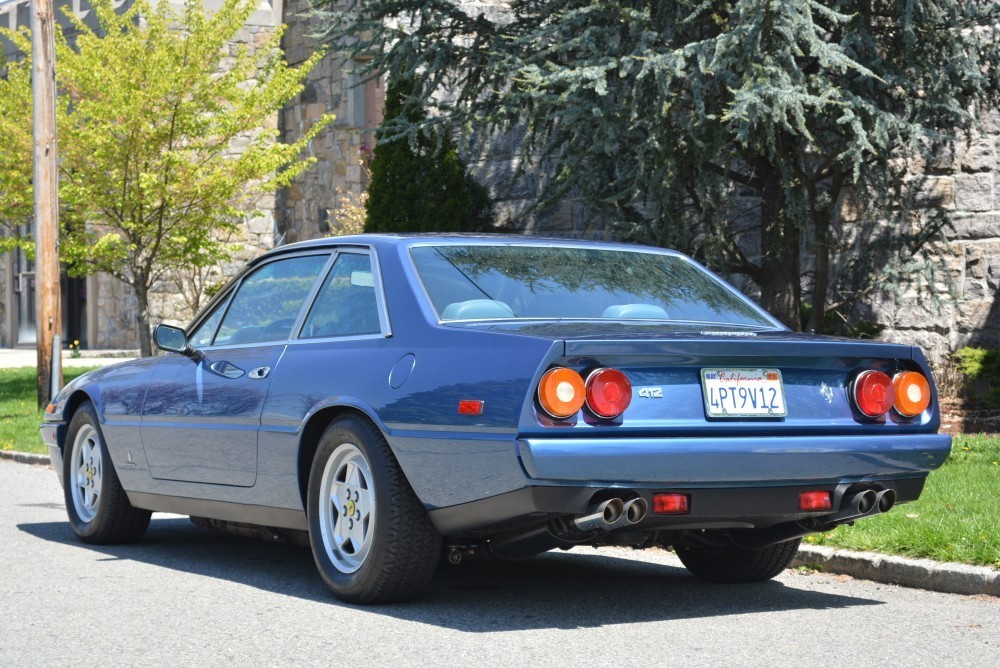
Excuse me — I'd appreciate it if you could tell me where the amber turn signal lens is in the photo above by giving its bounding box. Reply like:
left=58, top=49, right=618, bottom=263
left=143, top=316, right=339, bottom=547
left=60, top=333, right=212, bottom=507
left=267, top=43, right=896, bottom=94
left=585, top=368, right=632, bottom=418
left=852, top=370, right=894, bottom=418
left=538, top=367, right=586, bottom=419
left=892, top=371, right=931, bottom=417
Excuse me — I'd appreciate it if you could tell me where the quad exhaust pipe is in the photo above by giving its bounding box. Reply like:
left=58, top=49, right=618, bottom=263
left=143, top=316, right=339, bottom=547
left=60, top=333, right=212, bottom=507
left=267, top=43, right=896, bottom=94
left=734, top=484, right=899, bottom=549
left=489, top=493, right=648, bottom=559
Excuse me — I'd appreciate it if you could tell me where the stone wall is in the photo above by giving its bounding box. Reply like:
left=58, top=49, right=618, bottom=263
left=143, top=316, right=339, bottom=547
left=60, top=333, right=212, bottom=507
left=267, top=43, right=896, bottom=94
left=278, top=0, right=374, bottom=243
left=870, top=113, right=1000, bottom=374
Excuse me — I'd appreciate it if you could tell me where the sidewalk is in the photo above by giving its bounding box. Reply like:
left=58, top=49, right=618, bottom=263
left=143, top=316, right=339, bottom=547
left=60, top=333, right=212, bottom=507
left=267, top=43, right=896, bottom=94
left=0, top=348, right=138, bottom=369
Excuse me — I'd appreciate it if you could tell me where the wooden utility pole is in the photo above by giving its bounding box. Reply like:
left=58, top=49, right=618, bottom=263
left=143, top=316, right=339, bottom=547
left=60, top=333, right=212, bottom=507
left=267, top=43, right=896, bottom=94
left=32, top=0, right=61, bottom=408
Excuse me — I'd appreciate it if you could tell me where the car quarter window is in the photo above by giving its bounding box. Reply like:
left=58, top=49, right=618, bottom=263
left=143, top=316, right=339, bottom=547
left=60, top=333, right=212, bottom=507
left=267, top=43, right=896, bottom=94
left=300, top=252, right=382, bottom=339
left=212, top=254, right=329, bottom=346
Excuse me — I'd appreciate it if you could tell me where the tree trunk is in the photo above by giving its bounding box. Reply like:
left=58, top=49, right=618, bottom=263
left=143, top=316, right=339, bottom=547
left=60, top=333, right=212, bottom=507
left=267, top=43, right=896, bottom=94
left=805, top=207, right=829, bottom=333
left=805, top=171, right=843, bottom=334
left=134, top=281, right=153, bottom=357
left=757, top=164, right=801, bottom=330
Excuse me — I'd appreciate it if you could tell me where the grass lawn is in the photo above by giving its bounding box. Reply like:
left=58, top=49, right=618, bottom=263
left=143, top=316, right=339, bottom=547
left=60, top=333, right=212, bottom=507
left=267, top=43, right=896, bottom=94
left=0, top=367, right=98, bottom=454
left=1, top=365, right=997, bottom=568
left=806, top=433, right=1000, bottom=569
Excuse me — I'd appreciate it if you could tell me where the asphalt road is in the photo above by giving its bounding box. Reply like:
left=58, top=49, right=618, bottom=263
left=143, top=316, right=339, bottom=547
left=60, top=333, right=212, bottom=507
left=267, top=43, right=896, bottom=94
left=2, top=460, right=997, bottom=667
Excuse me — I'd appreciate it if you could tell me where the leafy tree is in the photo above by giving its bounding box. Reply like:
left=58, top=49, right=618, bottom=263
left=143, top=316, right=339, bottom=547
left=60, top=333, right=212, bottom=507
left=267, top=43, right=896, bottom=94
left=0, top=37, right=34, bottom=253
left=0, top=0, right=333, bottom=355
left=365, top=76, right=492, bottom=233
left=315, top=0, right=1000, bottom=330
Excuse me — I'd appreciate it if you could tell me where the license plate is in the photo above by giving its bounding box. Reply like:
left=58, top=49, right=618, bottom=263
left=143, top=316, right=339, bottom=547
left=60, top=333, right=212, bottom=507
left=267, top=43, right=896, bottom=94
left=701, top=368, right=787, bottom=418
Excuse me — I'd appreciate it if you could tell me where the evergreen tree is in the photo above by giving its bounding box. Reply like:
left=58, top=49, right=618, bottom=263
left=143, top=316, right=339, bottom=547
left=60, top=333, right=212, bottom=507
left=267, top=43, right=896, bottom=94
left=365, top=76, right=492, bottom=233
left=315, top=0, right=1000, bottom=329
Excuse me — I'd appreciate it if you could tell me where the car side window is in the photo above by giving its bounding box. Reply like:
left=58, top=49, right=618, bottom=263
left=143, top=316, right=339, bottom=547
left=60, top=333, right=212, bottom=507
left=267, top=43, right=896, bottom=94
left=213, top=254, right=329, bottom=346
left=186, top=289, right=232, bottom=348
left=301, top=253, right=382, bottom=339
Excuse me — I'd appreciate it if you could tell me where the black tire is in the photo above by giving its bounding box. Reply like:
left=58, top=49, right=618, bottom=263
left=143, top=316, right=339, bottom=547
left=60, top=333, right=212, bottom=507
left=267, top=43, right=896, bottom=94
left=63, top=401, right=151, bottom=544
left=676, top=538, right=801, bottom=583
left=307, top=415, right=441, bottom=604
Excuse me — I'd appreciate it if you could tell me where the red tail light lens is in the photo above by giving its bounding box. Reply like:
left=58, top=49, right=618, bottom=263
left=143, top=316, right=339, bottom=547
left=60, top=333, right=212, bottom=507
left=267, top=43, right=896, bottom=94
left=537, top=367, right=586, bottom=419
left=799, top=490, right=832, bottom=511
left=892, top=371, right=931, bottom=417
left=852, top=370, right=894, bottom=418
left=585, top=368, right=632, bottom=418
left=653, top=493, right=690, bottom=515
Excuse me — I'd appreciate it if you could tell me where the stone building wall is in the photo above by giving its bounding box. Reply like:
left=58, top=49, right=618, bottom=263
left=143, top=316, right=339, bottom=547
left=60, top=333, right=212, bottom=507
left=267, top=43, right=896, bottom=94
left=277, top=0, right=376, bottom=243
left=869, top=112, right=1000, bottom=373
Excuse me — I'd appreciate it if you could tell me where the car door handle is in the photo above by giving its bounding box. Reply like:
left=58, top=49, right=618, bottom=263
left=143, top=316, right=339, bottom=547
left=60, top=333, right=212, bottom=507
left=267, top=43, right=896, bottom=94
left=248, top=366, right=271, bottom=379
left=209, top=361, right=245, bottom=379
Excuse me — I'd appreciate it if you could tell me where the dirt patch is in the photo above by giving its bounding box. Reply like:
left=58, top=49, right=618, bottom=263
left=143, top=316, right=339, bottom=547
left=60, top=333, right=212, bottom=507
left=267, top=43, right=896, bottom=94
left=938, top=398, right=1000, bottom=435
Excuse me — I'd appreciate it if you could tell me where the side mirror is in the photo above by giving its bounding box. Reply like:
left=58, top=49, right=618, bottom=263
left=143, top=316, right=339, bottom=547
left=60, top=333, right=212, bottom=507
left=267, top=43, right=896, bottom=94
left=154, top=324, right=189, bottom=354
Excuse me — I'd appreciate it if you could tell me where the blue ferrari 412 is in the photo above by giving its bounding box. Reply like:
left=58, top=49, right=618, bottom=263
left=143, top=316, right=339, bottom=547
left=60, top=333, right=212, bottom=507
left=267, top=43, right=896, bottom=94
left=42, top=235, right=951, bottom=603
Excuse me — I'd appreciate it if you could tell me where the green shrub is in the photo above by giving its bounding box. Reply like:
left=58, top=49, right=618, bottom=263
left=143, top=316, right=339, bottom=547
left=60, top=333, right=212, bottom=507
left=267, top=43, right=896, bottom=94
left=953, top=347, right=1000, bottom=407
left=364, top=77, right=492, bottom=233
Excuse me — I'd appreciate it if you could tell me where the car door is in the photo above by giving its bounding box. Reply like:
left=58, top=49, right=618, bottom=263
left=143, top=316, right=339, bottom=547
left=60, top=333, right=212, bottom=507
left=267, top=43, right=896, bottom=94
left=141, top=252, right=330, bottom=486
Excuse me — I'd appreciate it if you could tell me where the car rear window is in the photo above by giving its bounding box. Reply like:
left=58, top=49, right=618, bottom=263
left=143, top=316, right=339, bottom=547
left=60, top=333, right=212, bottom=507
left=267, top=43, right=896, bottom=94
left=410, top=244, right=775, bottom=327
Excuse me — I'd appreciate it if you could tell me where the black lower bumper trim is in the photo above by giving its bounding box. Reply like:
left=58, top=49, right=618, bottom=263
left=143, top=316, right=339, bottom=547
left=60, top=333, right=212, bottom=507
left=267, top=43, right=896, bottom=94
left=427, top=477, right=926, bottom=536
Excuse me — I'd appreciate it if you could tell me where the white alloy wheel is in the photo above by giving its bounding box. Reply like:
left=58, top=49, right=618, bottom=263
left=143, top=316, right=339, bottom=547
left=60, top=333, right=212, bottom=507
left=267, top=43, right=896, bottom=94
left=70, top=423, right=103, bottom=523
left=318, top=442, right=376, bottom=573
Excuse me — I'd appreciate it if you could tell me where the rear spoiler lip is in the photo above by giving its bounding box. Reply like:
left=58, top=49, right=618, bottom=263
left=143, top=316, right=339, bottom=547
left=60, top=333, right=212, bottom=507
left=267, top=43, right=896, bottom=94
left=563, top=337, right=915, bottom=359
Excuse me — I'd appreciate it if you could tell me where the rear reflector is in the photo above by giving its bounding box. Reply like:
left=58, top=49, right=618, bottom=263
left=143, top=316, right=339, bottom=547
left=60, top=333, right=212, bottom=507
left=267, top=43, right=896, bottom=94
left=799, top=490, right=832, bottom=511
left=457, top=400, right=484, bottom=415
left=652, top=493, right=690, bottom=515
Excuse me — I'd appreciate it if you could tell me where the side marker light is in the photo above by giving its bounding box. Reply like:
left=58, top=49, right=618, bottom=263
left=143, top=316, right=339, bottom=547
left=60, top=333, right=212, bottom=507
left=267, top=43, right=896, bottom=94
left=458, top=400, right=485, bottom=415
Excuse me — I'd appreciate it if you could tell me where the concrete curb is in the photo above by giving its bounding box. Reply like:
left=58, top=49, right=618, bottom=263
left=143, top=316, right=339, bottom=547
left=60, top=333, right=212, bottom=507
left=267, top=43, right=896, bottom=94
left=792, top=544, right=999, bottom=597
left=0, top=450, right=51, bottom=466
left=1, top=451, right=996, bottom=597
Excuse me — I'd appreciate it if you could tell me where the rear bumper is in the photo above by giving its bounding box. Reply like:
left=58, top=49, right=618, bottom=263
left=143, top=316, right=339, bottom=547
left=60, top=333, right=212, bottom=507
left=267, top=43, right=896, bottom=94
left=428, top=476, right=927, bottom=536
left=517, top=433, right=952, bottom=483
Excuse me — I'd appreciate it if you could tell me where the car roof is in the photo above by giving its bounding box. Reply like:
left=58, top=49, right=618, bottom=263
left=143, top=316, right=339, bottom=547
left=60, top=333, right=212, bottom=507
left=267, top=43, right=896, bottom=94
left=251, top=233, right=681, bottom=268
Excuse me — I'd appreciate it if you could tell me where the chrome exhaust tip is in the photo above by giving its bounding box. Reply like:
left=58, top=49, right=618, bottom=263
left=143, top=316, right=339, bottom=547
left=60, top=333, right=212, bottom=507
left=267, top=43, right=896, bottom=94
left=623, top=497, right=648, bottom=525
left=572, top=498, right=625, bottom=532
left=875, top=488, right=896, bottom=513
left=854, top=489, right=878, bottom=515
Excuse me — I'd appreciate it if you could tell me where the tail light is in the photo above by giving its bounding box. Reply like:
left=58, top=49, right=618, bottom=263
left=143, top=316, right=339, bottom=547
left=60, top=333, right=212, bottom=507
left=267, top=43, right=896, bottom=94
left=892, top=371, right=931, bottom=417
left=537, top=367, right=586, bottom=418
left=852, top=370, right=894, bottom=418
left=585, top=368, right=632, bottom=418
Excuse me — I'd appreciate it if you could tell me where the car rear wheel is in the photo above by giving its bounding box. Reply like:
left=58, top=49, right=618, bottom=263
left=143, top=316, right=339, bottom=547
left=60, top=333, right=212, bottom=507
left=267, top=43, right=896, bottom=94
left=64, top=401, right=151, bottom=544
left=676, top=537, right=801, bottom=583
left=307, top=415, right=441, bottom=603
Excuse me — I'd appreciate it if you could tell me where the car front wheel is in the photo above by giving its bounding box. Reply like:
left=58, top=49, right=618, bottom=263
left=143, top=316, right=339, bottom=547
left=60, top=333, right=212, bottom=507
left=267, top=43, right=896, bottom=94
left=64, top=401, right=150, bottom=544
left=676, top=537, right=801, bottom=583
left=307, top=416, right=441, bottom=603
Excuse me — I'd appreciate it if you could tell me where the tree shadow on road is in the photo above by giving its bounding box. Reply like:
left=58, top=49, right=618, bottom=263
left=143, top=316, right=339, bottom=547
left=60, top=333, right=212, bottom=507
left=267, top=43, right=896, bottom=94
left=19, top=515, right=880, bottom=631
